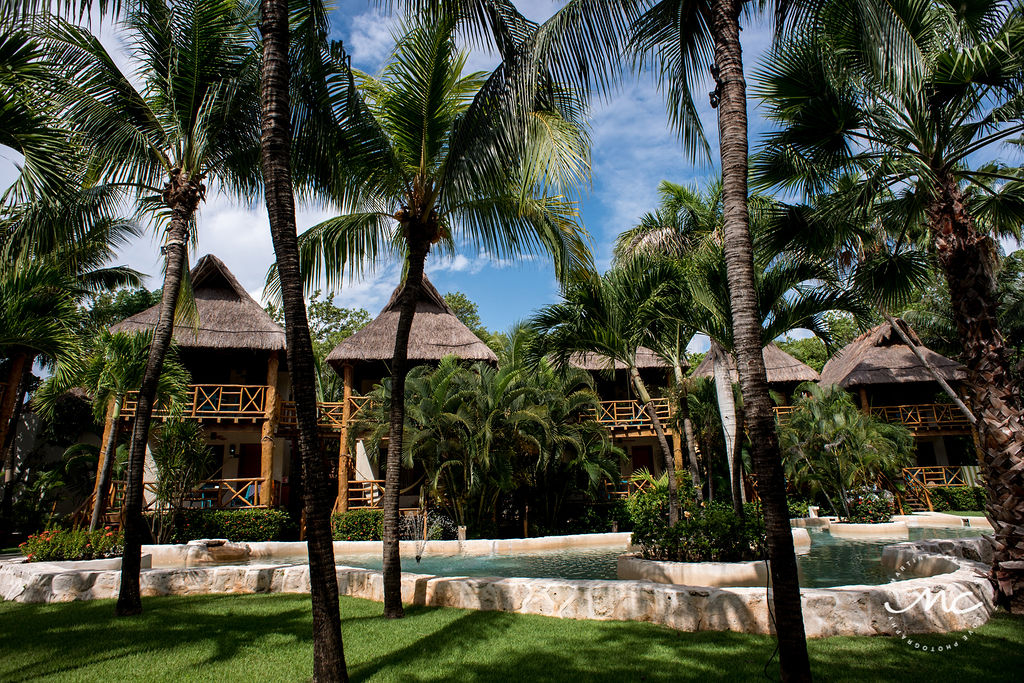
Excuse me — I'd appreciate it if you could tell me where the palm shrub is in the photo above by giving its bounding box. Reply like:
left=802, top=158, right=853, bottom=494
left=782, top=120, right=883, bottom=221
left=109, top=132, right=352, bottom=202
left=148, top=408, right=216, bottom=543
left=778, top=383, right=914, bottom=520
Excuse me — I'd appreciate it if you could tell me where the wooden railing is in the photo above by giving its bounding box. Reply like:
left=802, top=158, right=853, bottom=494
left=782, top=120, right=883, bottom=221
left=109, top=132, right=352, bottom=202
left=108, top=477, right=268, bottom=511
left=348, top=479, right=385, bottom=509
left=121, top=384, right=268, bottom=421
left=279, top=395, right=375, bottom=431
left=903, top=466, right=978, bottom=488
left=593, top=398, right=673, bottom=431
left=775, top=403, right=972, bottom=433
left=604, top=478, right=653, bottom=499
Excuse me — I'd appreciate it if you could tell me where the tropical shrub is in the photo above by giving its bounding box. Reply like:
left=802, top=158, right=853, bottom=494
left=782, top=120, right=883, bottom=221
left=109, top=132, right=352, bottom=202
left=627, top=478, right=763, bottom=562
left=842, top=491, right=894, bottom=524
left=156, top=509, right=294, bottom=543
left=148, top=409, right=216, bottom=543
left=779, top=383, right=913, bottom=519
left=20, top=527, right=124, bottom=562
left=787, top=498, right=812, bottom=519
left=929, top=486, right=987, bottom=512
left=332, top=509, right=383, bottom=541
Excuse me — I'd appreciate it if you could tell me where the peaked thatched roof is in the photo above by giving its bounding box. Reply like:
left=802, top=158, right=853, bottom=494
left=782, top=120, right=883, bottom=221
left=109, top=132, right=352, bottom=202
left=691, top=342, right=820, bottom=384
left=327, top=275, right=497, bottom=368
left=111, top=254, right=286, bottom=352
left=568, top=346, right=676, bottom=371
left=819, top=319, right=965, bottom=388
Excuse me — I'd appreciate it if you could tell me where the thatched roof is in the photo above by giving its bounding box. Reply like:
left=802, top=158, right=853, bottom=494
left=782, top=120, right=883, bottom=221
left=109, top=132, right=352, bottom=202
left=819, top=319, right=965, bottom=388
left=691, top=342, right=820, bottom=384
left=327, top=275, right=497, bottom=368
left=568, top=347, right=675, bottom=371
left=111, top=254, right=286, bottom=352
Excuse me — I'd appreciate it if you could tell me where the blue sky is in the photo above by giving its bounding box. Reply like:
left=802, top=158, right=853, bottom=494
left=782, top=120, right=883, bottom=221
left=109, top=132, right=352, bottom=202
left=0, top=1, right=778, bottom=342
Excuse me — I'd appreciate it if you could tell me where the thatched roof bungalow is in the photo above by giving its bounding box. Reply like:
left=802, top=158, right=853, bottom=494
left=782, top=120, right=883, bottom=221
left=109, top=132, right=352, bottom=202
left=327, top=276, right=496, bottom=393
left=111, top=254, right=286, bottom=385
left=567, top=347, right=676, bottom=401
left=691, top=342, right=819, bottom=391
left=819, top=319, right=966, bottom=405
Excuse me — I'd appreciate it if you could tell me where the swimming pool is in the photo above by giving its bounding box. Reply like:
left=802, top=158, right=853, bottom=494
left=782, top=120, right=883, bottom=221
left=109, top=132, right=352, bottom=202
left=322, top=526, right=989, bottom=587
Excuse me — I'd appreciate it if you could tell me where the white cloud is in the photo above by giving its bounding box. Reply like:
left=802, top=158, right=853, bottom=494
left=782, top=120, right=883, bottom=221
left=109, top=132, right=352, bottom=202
left=347, top=9, right=399, bottom=68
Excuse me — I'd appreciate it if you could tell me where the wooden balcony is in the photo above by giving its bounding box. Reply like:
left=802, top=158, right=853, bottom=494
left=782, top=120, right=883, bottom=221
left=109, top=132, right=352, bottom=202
left=121, top=384, right=268, bottom=422
left=592, top=398, right=673, bottom=438
left=108, top=476, right=271, bottom=512
left=904, top=465, right=982, bottom=488
left=774, top=402, right=973, bottom=435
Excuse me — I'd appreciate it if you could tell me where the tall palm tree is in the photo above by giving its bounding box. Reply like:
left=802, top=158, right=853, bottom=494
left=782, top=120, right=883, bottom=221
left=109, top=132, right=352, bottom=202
left=755, top=0, right=1024, bottom=612
left=34, top=330, right=189, bottom=530
left=40, top=0, right=261, bottom=615
left=529, top=262, right=684, bottom=524
left=258, top=0, right=350, bottom=677
left=293, top=12, right=592, bottom=619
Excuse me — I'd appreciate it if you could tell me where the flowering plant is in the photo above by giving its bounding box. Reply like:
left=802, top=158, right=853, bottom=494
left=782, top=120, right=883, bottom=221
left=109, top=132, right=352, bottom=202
left=20, top=527, right=124, bottom=562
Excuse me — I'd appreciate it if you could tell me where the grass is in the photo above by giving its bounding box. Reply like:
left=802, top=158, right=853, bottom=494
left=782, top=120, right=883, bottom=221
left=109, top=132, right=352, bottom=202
left=0, top=595, right=1020, bottom=682
left=945, top=510, right=987, bottom=517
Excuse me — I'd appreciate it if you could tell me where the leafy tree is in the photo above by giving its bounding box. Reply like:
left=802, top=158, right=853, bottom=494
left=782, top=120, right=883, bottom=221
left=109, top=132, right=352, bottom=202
left=775, top=337, right=828, bottom=373
left=149, top=408, right=215, bottom=543
left=86, top=288, right=162, bottom=334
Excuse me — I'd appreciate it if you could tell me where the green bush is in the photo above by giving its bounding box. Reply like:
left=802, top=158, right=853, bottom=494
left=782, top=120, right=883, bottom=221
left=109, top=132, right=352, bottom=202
left=332, top=509, right=383, bottom=541
left=843, top=492, right=894, bottom=523
left=154, top=509, right=294, bottom=543
left=787, top=498, right=811, bottom=519
left=20, top=527, right=124, bottom=562
left=929, top=486, right=986, bottom=512
left=627, top=484, right=765, bottom=562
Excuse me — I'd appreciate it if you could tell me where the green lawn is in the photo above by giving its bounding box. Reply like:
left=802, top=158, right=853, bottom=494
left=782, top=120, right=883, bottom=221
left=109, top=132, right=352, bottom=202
left=0, top=595, right=1019, bottom=682
left=946, top=510, right=987, bottom=517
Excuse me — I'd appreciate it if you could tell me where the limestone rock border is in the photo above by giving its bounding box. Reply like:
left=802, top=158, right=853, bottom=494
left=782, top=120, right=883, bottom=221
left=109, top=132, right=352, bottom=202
left=0, top=537, right=995, bottom=637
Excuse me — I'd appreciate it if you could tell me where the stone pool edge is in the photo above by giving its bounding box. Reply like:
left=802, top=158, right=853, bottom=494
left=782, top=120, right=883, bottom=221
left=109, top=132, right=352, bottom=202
left=0, top=537, right=995, bottom=637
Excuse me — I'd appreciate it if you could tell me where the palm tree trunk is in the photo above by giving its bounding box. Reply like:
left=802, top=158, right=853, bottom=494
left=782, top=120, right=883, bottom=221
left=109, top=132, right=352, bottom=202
left=711, top=349, right=743, bottom=513
left=382, top=236, right=430, bottom=618
left=90, top=395, right=123, bottom=531
left=931, top=178, right=1024, bottom=614
left=629, top=366, right=679, bottom=525
left=672, top=362, right=703, bottom=501
left=0, top=352, right=29, bottom=489
left=709, top=0, right=811, bottom=678
left=116, top=211, right=190, bottom=617
left=259, top=0, right=349, bottom=676
left=0, top=358, right=31, bottom=535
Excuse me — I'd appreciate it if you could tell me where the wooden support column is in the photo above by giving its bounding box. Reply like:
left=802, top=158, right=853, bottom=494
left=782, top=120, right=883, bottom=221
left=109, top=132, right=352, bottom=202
left=260, top=353, right=280, bottom=506
left=859, top=387, right=870, bottom=415
left=671, top=431, right=684, bottom=474
left=337, top=364, right=353, bottom=513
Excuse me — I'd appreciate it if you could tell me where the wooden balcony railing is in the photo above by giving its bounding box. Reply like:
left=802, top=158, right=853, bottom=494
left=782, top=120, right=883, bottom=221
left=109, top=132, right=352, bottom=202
left=775, top=403, right=972, bottom=433
left=279, top=395, right=375, bottom=431
left=903, top=465, right=981, bottom=488
left=109, top=477, right=269, bottom=511
left=592, top=398, right=673, bottom=431
left=604, top=477, right=654, bottom=499
left=348, top=479, right=385, bottom=509
left=121, top=384, right=268, bottom=422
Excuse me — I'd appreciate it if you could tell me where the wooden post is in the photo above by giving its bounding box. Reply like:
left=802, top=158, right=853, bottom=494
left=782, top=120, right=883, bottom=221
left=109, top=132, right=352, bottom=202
left=90, top=399, right=117, bottom=521
left=260, top=353, right=280, bottom=506
left=337, top=364, right=353, bottom=513
left=671, top=431, right=684, bottom=474
left=859, top=387, right=870, bottom=415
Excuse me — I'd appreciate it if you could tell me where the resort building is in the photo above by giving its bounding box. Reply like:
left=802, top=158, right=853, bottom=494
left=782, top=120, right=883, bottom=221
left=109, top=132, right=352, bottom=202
left=690, top=342, right=821, bottom=399
left=110, top=254, right=292, bottom=510
left=567, top=349, right=681, bottom=479
left=325, top=276, right=497, bottom=511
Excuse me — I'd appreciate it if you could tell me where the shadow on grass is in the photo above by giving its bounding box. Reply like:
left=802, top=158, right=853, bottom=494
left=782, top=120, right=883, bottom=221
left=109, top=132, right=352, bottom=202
left=1, top=595, right=1021, bottom=682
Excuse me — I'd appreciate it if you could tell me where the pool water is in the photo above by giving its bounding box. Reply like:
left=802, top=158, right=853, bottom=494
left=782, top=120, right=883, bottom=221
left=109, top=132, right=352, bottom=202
left=321, top=526, right=989, bottom=587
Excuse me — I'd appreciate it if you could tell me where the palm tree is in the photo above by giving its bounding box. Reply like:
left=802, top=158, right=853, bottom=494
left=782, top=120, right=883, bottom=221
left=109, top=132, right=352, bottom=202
left=293, top=12, right=591, bottom=619
left=755, top=0, right=1024, bottom=611
left=530, top=262, right=684, bottom=525
left=258, top=0, right=349, bottom=676
left=38, top=0, right=261, bottom=616
left=34, top=330, right=189, bottom=530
